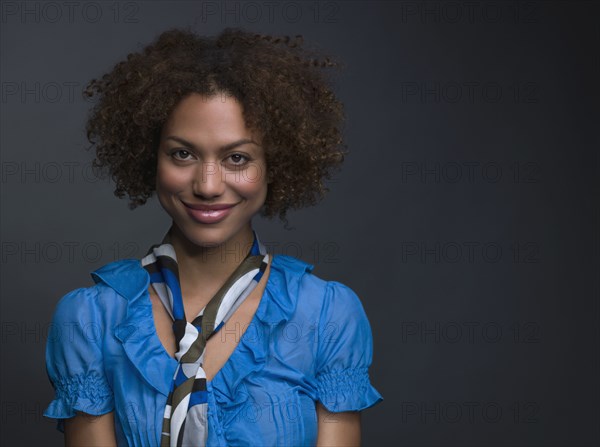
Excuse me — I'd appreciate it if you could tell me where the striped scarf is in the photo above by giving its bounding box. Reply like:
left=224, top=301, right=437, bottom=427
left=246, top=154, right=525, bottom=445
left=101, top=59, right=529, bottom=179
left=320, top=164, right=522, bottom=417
left=141, top=227, right=269, bottom=447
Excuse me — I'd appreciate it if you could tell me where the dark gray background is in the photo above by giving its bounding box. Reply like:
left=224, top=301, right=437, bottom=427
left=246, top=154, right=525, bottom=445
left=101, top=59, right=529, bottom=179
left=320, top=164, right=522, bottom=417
left=1, top=1, right=599, bottom=446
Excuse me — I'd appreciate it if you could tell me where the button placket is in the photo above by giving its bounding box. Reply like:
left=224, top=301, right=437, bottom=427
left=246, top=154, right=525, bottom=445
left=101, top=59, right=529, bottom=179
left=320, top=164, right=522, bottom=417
left=207, top=381, right=226, bottom=441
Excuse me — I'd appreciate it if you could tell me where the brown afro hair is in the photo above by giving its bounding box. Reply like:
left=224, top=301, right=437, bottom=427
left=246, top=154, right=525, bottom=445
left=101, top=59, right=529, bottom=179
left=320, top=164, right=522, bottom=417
left=83, top=26, right=347, bottom=229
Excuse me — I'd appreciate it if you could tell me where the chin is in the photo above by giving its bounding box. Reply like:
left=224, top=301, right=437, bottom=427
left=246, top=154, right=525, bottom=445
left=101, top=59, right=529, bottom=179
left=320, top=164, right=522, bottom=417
left=178, top=224, right=231, bottom=248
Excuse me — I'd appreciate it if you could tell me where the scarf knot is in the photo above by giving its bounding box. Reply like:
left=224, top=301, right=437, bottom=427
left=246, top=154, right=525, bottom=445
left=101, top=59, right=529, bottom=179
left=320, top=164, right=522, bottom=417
left=141, top=227, right=269, bottom=447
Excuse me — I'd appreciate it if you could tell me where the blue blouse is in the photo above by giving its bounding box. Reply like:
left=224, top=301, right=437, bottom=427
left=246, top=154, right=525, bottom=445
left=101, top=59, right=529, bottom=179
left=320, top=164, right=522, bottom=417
left=44, top=254, right=383, bottom=446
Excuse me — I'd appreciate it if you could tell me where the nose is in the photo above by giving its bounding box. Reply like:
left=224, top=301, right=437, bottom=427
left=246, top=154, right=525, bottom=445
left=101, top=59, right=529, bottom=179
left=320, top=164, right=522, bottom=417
left=192, top=160, right=225, bottom=198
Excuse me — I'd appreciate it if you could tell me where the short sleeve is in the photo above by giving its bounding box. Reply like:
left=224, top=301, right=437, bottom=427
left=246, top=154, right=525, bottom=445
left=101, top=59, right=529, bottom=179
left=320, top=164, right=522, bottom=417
left=315, top=281, right=383, bottom=412
left=43, top=286, right=114, bottom=431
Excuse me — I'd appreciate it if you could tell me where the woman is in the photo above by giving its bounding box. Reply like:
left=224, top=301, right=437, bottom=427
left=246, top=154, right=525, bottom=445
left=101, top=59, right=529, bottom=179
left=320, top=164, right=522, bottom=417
left=44, top=27, right=383, bottom=446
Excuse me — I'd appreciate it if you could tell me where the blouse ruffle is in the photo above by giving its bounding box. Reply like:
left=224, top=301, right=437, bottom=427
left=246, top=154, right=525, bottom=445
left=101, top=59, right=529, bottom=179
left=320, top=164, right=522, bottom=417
left=91, top=259, right=178, bottom=397
left=44, top=372, right=114, bottom=430
left=44, top=254, right=383, bottom=446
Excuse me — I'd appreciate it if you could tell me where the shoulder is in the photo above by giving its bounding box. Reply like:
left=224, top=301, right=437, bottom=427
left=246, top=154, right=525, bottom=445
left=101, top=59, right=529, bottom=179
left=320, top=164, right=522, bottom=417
left=90, top=258, right=149, bottom=301
left=50, top=258, right=149, bottom=325
left=269, top=254, right=366, bottom=318
left=317, top=280, right=370, bottom=336
left=270, top=253, right=341, bottom=292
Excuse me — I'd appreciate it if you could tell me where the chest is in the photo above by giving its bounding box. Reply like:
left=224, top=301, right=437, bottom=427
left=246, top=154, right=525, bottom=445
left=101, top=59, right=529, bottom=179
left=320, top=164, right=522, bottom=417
left=148, top=268, right=268, bottom=382
left=103, top=257, right=325, bottom=446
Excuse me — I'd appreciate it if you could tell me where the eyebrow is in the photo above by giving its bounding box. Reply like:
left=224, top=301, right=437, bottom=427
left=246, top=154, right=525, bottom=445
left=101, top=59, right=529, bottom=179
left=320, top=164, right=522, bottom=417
left=164, top=136, right=259, bottom=152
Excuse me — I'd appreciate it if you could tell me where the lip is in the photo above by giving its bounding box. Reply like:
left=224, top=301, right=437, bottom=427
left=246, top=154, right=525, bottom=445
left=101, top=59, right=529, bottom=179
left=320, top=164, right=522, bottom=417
left=182, top=201, right=237, bottom=224
left=183, top=202, right=237, bottom=211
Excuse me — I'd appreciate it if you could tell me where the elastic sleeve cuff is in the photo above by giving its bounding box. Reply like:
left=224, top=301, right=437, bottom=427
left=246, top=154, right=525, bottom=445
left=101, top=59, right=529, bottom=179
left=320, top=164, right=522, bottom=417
left=43, top=372, right=114, bottom=432
left=316, top=367, right=384, bottom=412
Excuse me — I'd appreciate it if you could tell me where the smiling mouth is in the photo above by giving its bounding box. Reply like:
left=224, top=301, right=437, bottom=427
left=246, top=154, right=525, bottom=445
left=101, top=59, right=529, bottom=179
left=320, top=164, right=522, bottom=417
left=183, top=202, right=238, bottom=211
left=182, top=201, right=237, bottom=224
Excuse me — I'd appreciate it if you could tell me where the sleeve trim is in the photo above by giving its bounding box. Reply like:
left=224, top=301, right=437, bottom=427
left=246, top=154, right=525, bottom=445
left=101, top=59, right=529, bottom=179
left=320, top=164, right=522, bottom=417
left=44, top=371, right=114, bottom=422
left=316, top=367, right=383, bottom=412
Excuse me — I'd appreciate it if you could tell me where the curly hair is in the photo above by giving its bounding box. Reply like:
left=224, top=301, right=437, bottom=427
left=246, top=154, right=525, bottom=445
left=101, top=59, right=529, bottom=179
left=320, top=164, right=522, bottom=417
left=83, top=26, right=347, bottom=229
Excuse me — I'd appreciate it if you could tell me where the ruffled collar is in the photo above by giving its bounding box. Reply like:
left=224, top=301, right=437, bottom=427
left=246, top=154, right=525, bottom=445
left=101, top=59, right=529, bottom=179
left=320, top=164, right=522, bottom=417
left=90, top=254, right=315, bottom=398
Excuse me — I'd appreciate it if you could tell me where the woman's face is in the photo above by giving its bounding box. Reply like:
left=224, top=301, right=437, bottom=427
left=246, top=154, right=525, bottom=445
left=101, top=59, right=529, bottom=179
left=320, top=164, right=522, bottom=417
left=156, top=93, right=268, bottom=249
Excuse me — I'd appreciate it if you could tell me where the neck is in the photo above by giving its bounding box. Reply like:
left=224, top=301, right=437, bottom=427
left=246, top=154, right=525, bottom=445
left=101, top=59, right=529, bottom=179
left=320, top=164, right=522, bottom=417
left=168, top=222, right=255, bottom=298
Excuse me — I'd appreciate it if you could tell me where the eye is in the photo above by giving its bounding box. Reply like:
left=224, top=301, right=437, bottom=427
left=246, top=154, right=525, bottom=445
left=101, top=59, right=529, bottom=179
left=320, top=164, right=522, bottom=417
left=227, top=153, right=250, bottom=166
left=171, top=149, right=194, bottom=161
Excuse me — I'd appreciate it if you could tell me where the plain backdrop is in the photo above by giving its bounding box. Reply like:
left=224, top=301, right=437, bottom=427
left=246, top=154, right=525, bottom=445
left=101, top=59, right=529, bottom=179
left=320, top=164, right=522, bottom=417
left=1, top=1, right=599, bottom=446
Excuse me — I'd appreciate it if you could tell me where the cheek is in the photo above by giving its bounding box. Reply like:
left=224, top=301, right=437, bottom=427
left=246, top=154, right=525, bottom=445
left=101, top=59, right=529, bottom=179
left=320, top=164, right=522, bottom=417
left=156, top=163, right=186, bottom=193
left=237, top=164, right=268, bottom=196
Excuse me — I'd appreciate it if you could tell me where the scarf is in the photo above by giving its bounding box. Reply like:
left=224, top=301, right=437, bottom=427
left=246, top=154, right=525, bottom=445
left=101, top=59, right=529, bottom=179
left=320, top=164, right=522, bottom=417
left=141, top=226, right=269, bottom=447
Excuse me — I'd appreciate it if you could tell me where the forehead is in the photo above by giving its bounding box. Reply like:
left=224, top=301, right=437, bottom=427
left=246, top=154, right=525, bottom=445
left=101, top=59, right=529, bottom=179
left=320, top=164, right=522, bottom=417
left=163, top=94, right=247, bottom=134
left=161, top=94, right=264, bottom=152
